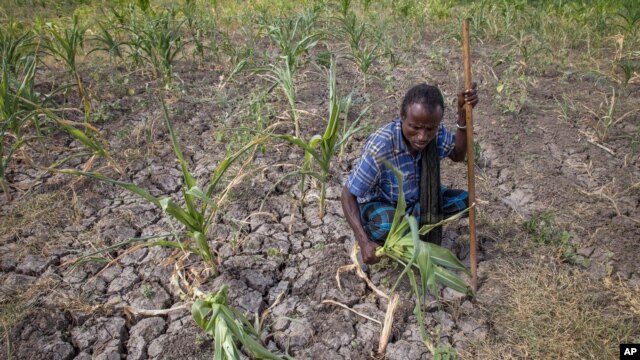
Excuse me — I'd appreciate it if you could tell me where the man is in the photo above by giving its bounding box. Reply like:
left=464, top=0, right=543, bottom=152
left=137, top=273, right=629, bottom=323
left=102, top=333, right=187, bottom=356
left=340, top=83, right=479, bottom=264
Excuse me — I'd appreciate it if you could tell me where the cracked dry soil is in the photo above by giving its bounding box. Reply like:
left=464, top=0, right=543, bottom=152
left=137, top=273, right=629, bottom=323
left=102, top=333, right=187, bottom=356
left=1, top=35, right=639, bottom=360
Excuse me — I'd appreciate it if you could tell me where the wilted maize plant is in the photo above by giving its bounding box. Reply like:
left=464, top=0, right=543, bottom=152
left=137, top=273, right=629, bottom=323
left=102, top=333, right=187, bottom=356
left=60, top=99, right=266, bottom=272
left=192, top=285, right=294, bottom=360
left=375, top=159, right=472, bottom=354
left=273, top=57, right=369, bottom=218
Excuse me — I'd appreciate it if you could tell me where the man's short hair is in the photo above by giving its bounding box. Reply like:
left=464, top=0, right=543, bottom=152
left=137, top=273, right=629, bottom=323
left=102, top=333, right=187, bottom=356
left=400, top=84, right=445, bottom=119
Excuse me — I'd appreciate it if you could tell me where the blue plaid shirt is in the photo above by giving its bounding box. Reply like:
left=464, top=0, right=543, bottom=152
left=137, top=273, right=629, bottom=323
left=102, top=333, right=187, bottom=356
left=345, top=118, right=455, bottom=207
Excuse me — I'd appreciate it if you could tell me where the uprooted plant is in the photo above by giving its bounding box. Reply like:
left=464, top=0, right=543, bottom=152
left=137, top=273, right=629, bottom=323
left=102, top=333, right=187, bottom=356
left=337, top=160, right=472, bottom=358
left=377, top=160, right=471, bottom=356
left=60, top=98, right=267, bottom=272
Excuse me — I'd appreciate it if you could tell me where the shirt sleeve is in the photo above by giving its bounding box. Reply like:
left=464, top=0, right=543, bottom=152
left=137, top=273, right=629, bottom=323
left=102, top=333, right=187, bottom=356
left=345, top=142, right=382, bottom=198
left=437, top=123, right=455, bottom=160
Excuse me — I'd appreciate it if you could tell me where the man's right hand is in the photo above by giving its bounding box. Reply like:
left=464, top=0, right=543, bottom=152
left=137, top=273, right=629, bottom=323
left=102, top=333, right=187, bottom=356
left=360, top=238, right=380, bottom=264
left=341, top=186, right=382, bottom=265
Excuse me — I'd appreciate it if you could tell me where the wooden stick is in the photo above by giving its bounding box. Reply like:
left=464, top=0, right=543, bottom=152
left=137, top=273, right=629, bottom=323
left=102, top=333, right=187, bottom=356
left=462, top=19, right=478, bottom=292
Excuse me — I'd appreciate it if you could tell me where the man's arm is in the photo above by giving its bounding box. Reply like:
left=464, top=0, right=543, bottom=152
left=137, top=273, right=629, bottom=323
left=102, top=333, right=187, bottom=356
left=340, top=186, right=380, bottom=264
left=449, top=83, right=479, bottom=162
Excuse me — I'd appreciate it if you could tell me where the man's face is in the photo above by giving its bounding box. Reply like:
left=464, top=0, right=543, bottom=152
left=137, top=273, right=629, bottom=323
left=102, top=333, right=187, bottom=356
left=401, top=103, right=443, bottom=155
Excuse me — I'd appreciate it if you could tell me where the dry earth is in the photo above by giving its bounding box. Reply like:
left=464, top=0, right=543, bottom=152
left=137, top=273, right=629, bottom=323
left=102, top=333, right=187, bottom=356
left=1, top=28, right=639, bottom=360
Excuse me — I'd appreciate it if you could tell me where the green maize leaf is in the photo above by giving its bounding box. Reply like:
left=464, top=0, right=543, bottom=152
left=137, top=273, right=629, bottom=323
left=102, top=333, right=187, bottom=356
left=227, top=59, right=248, bottom=83
left=49, top=152, right=93, bottom=171
left=271, top=134, right=322, bottom=164
left=307, top=134, right=323, bottom=151
left=193, top=285, right=293, bottom=360
left=193, top=231, right=213, bottom=265
left=214, top=318, right=238, bottom=360
left=186, top=186, right=216, bottom=209
left=58, top=169, right=160, bottom=206
left=161, top=98, right=196, bottom=190
left=207, top=304, right=222, bottom=336
left=417, top=207, right=470, bottom=235
left=207, top=136, right=265, bottom=197
left=378, top=158, right=406, bottom=236
left=322, top=57, right=340, bottom=145
left=380, top=237, right=469, bottom=274
left=151, top=240, right=197, bottom=254
left=192, top=299, right=212, bottom=328
left=426, top=243, right=470, bottom=274
left=59, top=123, right=103, bottom=153
left=161, top=98, right=200, bottom=222
left=68, top=233, right=176, bottom=269
left=434, top=266, right=473, bottom=296
left=182, top=187, right=203, bottom=227
left=159, top=197, right=201, bottom=231
left=304, top=134, right=323, bottom=171
left=390, top=218, right=420, bottom=294
left=410, top=216, right=436, bottom=298
left=335, top=105, right=370, bottom=149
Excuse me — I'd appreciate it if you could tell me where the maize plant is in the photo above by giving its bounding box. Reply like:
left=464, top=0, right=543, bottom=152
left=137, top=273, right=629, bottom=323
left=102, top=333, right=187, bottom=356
left=89, top=22, right=125, bottom=63
left=192, top=285, right=294, bottom=360
left=375, top=159, right=472, bottom=296
left=0, top=55, right=41, bottom=202
left=59, top=99, right=266, bottom=272
left=272, top=57, right=369, bottom=219
left=266, top=10, right=321, bottom=72
left=267, top=60, right=299, bottom=137
left=1, top=21, right=36, bottom=75
left=41, top=16, right=90, bottom=122
left=375, top=159, right=472, bottom=356
left=0, top=119, right=31, bottom=202
left=123, top=8, right=187, bottom=85
left=337, top=12, right=379, bottom=89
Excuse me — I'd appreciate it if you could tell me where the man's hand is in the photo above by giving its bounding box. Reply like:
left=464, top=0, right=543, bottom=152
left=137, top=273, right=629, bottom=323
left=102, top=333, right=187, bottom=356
left=341, top=186, right=382, bottom=265
left=457, top=82, right=479, bottom=111
left=359, top=238, right=380, bottom=264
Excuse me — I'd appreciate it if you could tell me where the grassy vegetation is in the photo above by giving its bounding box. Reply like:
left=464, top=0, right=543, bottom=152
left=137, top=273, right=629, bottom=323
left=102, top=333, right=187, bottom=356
left=469, top=260, right=639, bottom=359
left=0, top=0, right=638, bottom=358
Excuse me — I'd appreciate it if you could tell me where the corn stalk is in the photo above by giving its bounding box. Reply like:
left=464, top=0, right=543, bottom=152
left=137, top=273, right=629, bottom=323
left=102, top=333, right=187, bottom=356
left=272, top=57, right=369, bottom=218
left=372, top=159, right=472, bottom=356
left=58, top=99, right=266, bottom=271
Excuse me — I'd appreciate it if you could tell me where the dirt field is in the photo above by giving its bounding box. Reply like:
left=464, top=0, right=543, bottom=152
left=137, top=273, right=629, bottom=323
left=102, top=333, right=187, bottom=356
left=1, top=1, right=639, bottom=359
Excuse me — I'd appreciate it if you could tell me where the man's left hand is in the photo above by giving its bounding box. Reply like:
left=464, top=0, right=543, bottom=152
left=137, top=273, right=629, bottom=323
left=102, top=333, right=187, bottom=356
left=457, top=82, right=479, bottom=111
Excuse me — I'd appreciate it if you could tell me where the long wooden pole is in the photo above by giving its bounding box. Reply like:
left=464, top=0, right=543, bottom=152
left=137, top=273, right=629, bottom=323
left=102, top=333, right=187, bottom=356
left=462, top=19, right=478, bottom=292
